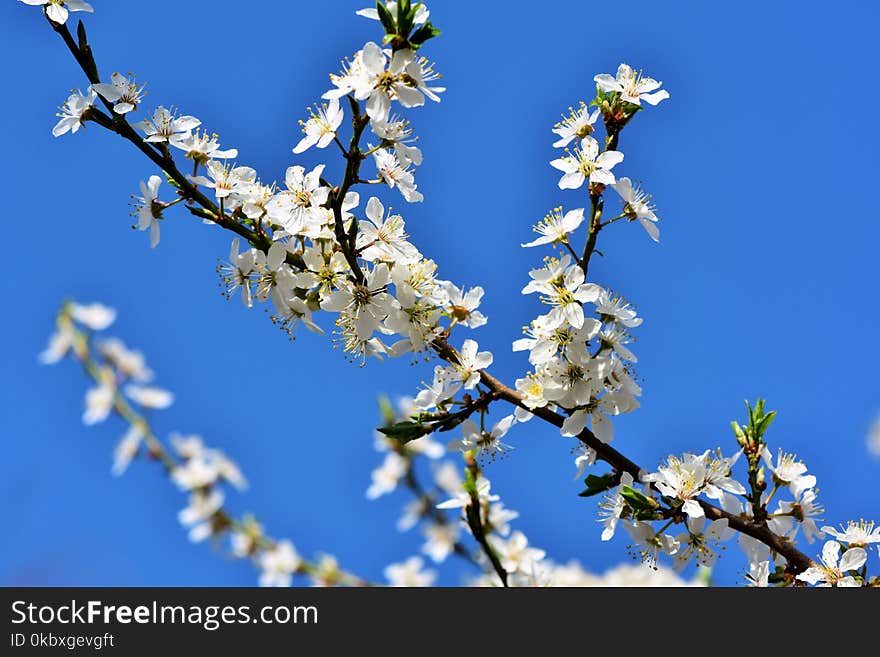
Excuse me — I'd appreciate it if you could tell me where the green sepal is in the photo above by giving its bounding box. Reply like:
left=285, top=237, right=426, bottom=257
left=620, top=485, right=658, bottom=512
left=377, top=420, right=431, bottom=444
left=376, top=1, right=397, bottom=34
left=409, top=21, right=441, bottom=47
left=397, top=0, right=415, bottom=36
left=578, top=473, right=617, bottom=498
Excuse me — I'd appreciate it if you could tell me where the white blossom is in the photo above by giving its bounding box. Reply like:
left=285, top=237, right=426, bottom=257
left=178, top=489, right=223, bottom=543
left=266, top=165, right=330, bottom=233
left=320, top=263, right=395, bottom=342
left=436, top=477, right=498, bottom=510
left=371, top=115, right=422, bottom=166
left=440, top=282, right=487, bottom=329
left=624, top=521, right=679, bottom=569
left=111, top=424, right=144, bottom=476
left=124, top=384, right=174, bottom=410
left=191, top=161, right=256, bottom=202
left=672, top=517, right=733, bottom=572
left=366, top=452, right=407, bottom=500
left=594, top=289, right=642, bottom=328
left=20, top=0, right=93, bottom=25
left=356, top=1, right=430, bottom=25
left=822, top=520, right=880, bottom=548
left=552, top=102, right=599, bottom=148
left=762, top=448, right=816, bottom=499
left=220, top=238, right=263, bottom=307
left=550, top=136, right=623, bottom=190
left=745, top=560, right=771, bottom=587
left=486, top=503, right=519, bottom=537
left=293, top=99, right=343, bottom=154
left=611, top=177, right=660, bottom=242
left=384, top=556, right=436, bottom=587
left=53, top=88, right=97, bottom=137
left=98, top=338, right=152, bottom=382
left=447, top=416, right=516, bottom=459
left=573, top=443, right=597, bottom=479
left=644, top=452, right=710, bottom=519
left=92, top=73, right=145, bottom=115
left=594, top=63, right=670, bottom=106
left=421, top=522, right=459, bottom=563
left=775, top=488, right=824, bottom=543
left=796, top=540, right=866, bottom=587
left=135, top=106, right=200, bottom=144
left=523, top=259, right=602, bottom=331
left=356, top=196, right=420, bottom=263
left=491, top=531, right=546, bottom=575
left=83, top=375, right=114, bottom=426
left=39, top=326, right=75, bottom=364
left=373, top=148, right=423, bottom=203
left=522, top=207, right=585, bottom=248
left=259, top=541, right=301, bottom=587
left=70, top=302, right=116, bottom=331
left=454, top=339, right=493, bottom=389
left=173, top=130, right=238, bottom=164
left=136, top=175, right=163, bottom=248
left=597, top=473, right=633, bottom=541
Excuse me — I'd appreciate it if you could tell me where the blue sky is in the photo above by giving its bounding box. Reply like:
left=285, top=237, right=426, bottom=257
left=1, top=0, right=878, bottom=587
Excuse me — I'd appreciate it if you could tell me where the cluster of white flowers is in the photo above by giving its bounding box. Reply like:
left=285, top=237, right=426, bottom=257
left=40, top=300, right=381, bottom=587
left=41, top=0, right=510, bottom=513
left=369, top=399, right=706, bottom=586
left=40, top=302, right=172, bottom=430
left=42, top=1, right=485, bottom=374
left=170, top=433, right=247, bottom=543
left=29, top=0, right=880, bottom=588
left=45, top=4, right=469, bottom=369
left=796, top=520, right=880, bottom=587
left=512, top=69, right=668, bottom=457
left=591, top=440, right=879, bottom=585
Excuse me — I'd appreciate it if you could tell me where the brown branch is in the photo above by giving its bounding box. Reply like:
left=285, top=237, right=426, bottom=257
left=49, top=14, right=815, bottom=577
left=432, top=337, right=815, bottom=574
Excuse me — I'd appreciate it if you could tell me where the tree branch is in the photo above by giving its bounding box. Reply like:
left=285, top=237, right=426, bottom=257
left=432, top=336, right=815, bottom=573
left=48, top=14, right=815, bottom=578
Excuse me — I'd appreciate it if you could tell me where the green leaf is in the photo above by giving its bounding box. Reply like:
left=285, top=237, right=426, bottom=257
left=755, top=410, right=777, bottom=438
left=396, top=0, right=410, bottom=33
left=754, top=398, right=766, bottom=420
left=376, top=1, right=397, bottom=34
left=744, top=399, right=754, bottom=431
left=397, top=2, right=415, bottom=37
left=620, top=485, right=657, bottom=512
left=377, top=420, right=430, bottom=444
left=409, top=21, right=441, bottom=47
left=578, top=473, right=617, bottom=498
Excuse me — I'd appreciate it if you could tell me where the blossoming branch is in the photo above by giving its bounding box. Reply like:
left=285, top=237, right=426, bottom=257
left=25, top=0, right=880, bottom=587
